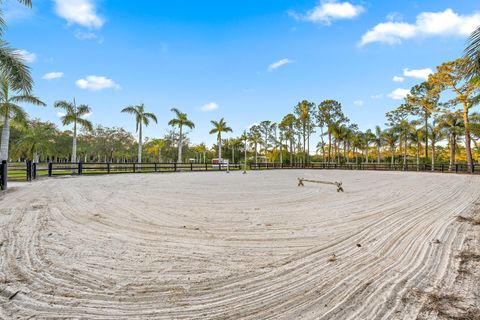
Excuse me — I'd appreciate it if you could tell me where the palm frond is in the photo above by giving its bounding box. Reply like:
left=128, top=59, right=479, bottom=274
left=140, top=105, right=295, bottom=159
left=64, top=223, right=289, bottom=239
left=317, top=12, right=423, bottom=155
left=121, top=105, right=140, bottom=115
left=54, top=100, right=74, bottom=113
left=77, top=118, right=93, bottom=132
left=171, top=107, right=182, bottom=118
left=11, top=94, right=46, bottom=106
left=0, top=41, right=33, bottom=92
left=143, top=112, right=158, bottom=123
left=76, top=105, right=91, bottom=116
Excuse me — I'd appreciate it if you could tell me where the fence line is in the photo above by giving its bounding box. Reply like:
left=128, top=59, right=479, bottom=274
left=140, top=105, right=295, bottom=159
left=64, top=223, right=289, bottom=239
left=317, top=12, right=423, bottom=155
left=2, top=162, right=244, bottom=190
left=249, top=162, right=477, bottom=174
left=2, top=160, right=476, bottom=192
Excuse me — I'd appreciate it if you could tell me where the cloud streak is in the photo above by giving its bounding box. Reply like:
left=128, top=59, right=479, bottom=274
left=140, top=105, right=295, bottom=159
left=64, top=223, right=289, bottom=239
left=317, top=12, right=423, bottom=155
left=201, top=102, right=219, bottom=112
left=268, top=58, right=293, bottom=71
left=42, top=72, right=64, bottom=80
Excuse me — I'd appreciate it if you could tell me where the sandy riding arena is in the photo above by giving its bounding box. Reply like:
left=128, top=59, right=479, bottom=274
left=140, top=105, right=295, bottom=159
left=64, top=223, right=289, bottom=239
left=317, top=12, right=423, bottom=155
left=1, top=170, right=479, bottom=319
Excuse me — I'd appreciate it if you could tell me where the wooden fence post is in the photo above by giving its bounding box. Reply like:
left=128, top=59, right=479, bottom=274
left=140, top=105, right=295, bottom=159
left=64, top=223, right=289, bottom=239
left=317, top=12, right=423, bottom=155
left=78, top=161, right=83, bottom=175
left=133, top=163, right=136, bottom=173
left=26, top=160, right=32, bottom=181
left=48, top=162, right=53, bottom=177
left=107, top=163, right=111, bottom=174
left=0, top=160, right=7, bottom=190
left=191, top=163, right=193, bottom=171
left=32, top=162, right=37, bottom=180
left=174, top=163, right=177, bottom=172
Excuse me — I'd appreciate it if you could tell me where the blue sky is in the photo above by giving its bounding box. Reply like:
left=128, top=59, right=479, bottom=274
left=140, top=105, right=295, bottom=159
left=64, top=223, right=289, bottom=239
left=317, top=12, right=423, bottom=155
left=4, top=0, right=480, bottom=147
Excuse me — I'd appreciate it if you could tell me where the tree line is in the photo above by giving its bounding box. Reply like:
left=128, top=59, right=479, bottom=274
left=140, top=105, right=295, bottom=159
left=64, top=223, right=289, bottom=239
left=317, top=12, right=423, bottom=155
left=0, top=1, right=479, bottom=171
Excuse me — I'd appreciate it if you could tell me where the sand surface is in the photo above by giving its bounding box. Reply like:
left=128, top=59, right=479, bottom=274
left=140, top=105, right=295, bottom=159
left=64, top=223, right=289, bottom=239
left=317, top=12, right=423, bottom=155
left=0, top=170, right=479, bottom=319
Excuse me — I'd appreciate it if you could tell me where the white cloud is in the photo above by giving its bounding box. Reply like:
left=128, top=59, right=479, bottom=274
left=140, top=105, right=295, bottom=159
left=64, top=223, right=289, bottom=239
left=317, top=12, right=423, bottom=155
left=388, top=88, right=410, bottom=100
left=371, top=94, right=383, bottom=99
left=42, top=72, right=64, bottom=80
left=353, top=100, right=364, bottom=106
left=268, top=58, right=293, bottom=71
left=201, top=102, right=219, bottom=112
left=56, top=112, right=65, bottom=118
left=16, top=49, right=36, bottom=63
left=54, top=0, right=104, bottom=29
left=291, top=0, right=365, bottom=25
left=360, top=9, right=480, bottom=46
left=393, top=76, right=405, bottom=82
left=75, top=75, right=120, bottom=91
left=403, top=68, right=433, bottom=80
left=75, top=30, right=98, bottom=40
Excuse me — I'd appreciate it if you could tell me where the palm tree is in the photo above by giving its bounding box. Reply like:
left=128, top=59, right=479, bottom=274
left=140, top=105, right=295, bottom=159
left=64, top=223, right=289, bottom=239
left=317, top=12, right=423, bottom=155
left=145, top=138, right=166, bottom=162
left=0, top=77, right=45, bottom=161
left=374, top=126, right=383, bottom=163
left=55, top=99, right=93, bottom=163
left=438, top=113, right=464, bottom=170
left=209, top=118, right=232, bottom=160
left=14, top=120, right=56, bottom=162
left=382, top=129, right=398, bottom=165
left=363, top=129, right=375, bottom=163
left=0, top=0, right=34, bottom=92
left=121, top=104, right=158, bottom=163
left=428, top=119, right=443, bottom=171
left=168, top=108, right=194, bottom=163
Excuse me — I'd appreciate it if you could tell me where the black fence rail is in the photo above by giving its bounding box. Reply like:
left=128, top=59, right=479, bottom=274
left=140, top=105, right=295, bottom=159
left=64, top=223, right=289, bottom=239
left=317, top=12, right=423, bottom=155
left=3, top=162, right=244, bottom=189
left=250, top=162, right=477, bottom=174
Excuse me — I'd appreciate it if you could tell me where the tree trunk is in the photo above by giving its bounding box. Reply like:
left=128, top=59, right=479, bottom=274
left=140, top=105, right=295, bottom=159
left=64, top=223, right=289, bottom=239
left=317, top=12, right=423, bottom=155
left=218, top=134, right=222, bottom=160
left=0, top=116, right=10, bottom=161
left=138, top=122, right=142, bottom=163
left=320, top=127, right=326, bottom=162
left=463, top=105, right=473, bottom=172
left=403, top=134, right=407, bottom=165
left=328, top=133, right=332, bottom=163
left=391, top=144, right=395, bottom=165
left=425, top=113, right=429, bottom=160
left=71, top=121, right=77, bottom=163
left=431, top=141, right=435, bottom=171
left=450, top=134, right=456, bottom=171
left=416, top=143, right=420, bottom=171
left=177, top=125, right=183, bottom=163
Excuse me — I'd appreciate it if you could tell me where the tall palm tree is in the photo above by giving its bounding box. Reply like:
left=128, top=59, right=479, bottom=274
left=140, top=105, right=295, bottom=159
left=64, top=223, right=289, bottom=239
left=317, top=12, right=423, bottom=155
left=428, top=119, right=443, bottom=171
left=382, top=129, right=398, bottom=165
left=55, top=99, right=93, bottom=163
left=209, top=118, right=232, bottom=160
left=0, top=77, right=45, bottom=161
left=168, top=108, right=194, bottom=163
left=0, top=0, right=34, bottom=92
left=438, top=113, right=464, bottom=170
left=374, top=126, right=383, bottom=164
left=121, top=104, right=157, bottom=163
left=248, top=125, right=261, bottom=163
left=363, top=129, right=375, bottom=164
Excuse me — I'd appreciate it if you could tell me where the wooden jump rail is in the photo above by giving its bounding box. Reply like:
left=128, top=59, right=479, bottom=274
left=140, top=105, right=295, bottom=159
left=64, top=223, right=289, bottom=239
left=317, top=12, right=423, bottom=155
left=298, top=178, right=344, bottom=192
